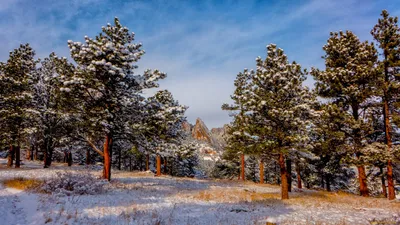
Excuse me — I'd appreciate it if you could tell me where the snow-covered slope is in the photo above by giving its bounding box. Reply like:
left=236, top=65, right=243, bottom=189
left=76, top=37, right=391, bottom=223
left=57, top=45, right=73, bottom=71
left=0, top=159, right=399, bottom=225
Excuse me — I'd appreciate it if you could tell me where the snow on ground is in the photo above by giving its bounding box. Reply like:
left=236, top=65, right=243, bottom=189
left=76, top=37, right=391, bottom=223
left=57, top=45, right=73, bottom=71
left=1, top=158, right=399, bottom=225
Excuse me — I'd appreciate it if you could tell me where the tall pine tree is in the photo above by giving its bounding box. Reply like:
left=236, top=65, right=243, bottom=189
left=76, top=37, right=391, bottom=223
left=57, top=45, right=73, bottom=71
left=0, top=44, right=36, bottom=168
left=311, top=31, right=378, bottom=197
left=371, top=10, right=400, bottom=200
left=63, top=18, right=166, bottom=180
left=32, top=53, right=75, bottom=168
left=226, top=44, right=316, bottom=199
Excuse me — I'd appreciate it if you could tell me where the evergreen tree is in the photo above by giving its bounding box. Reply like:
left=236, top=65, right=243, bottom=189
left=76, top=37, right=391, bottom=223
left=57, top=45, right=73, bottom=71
left=142, top=90, right=187, bottom=175
left=32, top=53, right=75, bottom=168
left=0, top=44, right=36, bottom=168
left=371, top=10, right=400, bottom=200
left=310, top=104, right=350, bottom=191
left=63, top=18, right=166, bottom=181
left=222, top=69, right=254, bottom=181
left=225, top=44, right=316, bottom=199
left=311, top=31, right=378, bottom=197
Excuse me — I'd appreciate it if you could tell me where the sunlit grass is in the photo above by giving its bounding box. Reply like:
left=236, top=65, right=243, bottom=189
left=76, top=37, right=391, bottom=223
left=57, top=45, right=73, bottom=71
left=3, top=177, right=43, bottom=190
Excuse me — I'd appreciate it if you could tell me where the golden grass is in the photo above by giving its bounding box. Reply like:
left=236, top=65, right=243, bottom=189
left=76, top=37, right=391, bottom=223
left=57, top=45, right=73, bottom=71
left=189, top=187, right=281, bottom=203
left=178, top=183, right=400, bottom=213
left=3, top=177, right=43, bottom=190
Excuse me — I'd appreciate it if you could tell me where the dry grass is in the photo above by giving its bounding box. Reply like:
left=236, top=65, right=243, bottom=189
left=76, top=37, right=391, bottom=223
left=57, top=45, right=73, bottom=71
left=3, top=177, right=43, bottom=190
left=188, top=187, right=280, bottom=203
left=283, top=189, right=400, bottom=212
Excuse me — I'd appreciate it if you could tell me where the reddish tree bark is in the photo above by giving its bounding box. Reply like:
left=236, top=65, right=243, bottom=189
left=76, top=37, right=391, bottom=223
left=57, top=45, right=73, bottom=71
left=7, top=145, right=14, bottom=167
left=387, top=160, right=395, bottom=199
left=357, top=165, right=369, bottom=197
left=156, top=155, right=161, bottom=176
left=240, top=153, right=245, bottom=181
left=26, top=148, right=30, bottom=160
left=146, top=154, right=149, bottom=171
left=381, top=47, right=396, bottom=200
left=380, top=166, right=387, bottom=198
left=279, top=153, right=289, bottom=199
left=384, top=98, right=395, bottom=199
left=103, top=134, right=112, bottom=181
left=259, top=159, right=264, bottom=184
left=15, top=146, right=20, bottom=168
left=296, top=164, right=302, bottom=189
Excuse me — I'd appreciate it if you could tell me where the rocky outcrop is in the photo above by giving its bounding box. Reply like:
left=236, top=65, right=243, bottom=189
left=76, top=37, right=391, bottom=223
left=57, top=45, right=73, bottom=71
left=192, top=118, right=213, bottom=143
left=185, top=118, right=227, bottom=151
left=181, top=118, right=228, bottom=162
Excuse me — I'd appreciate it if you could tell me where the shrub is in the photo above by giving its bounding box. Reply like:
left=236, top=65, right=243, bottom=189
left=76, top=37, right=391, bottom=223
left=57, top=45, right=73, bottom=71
left=41, top=172, right=107, bottom=196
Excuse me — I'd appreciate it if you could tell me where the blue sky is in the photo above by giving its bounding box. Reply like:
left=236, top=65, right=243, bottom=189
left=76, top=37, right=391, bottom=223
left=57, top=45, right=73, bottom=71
left=1, top=0, right=399, bottom=128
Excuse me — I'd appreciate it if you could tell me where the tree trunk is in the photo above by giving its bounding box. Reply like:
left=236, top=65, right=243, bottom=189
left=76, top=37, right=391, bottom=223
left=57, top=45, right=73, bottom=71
left=357, top=165, right=369, bottom=197
left=156, top=155, right=161, bottom=176
left=30, top=145, right=34, bottom=161
left=163, top=158, right=167, bottom=174
left=15, top=146, right=20, bottom=168
left=43, top=149, right=48, bottom=168
left=352, top=103, right=369, bottom=197
left=170, top=159, right=174, bottom=176
left=286, top=159, right=292, bottom=192
left=296, top=163, right=302, bottom=189
left=240, top=153, right=245, bottom=181
left=26, top=148, right=30, bottom=160
left=382, top=50, right=396, bottom=200
left=380, top=166, right=387, bottom=198
left=146, top=154, right=149, bottom=171
left=7, top=145, right=14, bottom=167
left=279, top=153, right=289, bottom=199
left=34, top=145, right=38, bottom=160
left=103, top=134, right=112, bottom=181
left=118, top=148, right=121, bottom=170
left=67, top=152, right=72, bottom=167
left=259, top=159, right=264, bottom=184
left=43, top=138, right=53, bottom=168
left=86, top=148, right=91, bottom=165
left=326, top=175, right=331, bottom=192
left=129, top=156, right=132, bottom=171
left=387, top=160, right=395, bottom=200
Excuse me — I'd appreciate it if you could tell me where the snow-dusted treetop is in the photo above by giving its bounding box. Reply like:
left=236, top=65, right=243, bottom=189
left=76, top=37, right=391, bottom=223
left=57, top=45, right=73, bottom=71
left=63, top=18, right=166, bottom=135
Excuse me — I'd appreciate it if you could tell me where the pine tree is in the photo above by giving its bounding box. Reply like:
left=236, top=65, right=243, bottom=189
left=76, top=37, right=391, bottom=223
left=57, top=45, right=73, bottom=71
left=371, top=10, right=400, bottom=200
left=32, top=53, right=75, bottom=168
left=225, top=44, right=316, bottom=199
left=0, top=44, right=36, bottom=168
left=222, top=69, right=254, bottom=181
left=311, top=31, right=378, bottom=197
left=63, top=18, right=166, bottom=181
left=310, top=103, right=350, bottom=191
left=143, top=90, right=187, bottom=175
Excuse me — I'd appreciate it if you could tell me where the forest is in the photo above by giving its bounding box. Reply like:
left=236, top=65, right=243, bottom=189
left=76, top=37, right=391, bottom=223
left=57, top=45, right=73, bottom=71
left=0, top=8, right=400, bottom=225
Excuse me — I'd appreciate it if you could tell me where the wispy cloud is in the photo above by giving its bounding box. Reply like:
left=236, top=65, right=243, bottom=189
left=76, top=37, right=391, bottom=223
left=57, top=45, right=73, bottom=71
left=0, top=0, right=399, bottom=128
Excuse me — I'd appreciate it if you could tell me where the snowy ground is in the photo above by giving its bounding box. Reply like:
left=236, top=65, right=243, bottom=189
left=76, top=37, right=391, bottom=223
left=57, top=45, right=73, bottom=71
left=1, top=159, right=399, bottom=225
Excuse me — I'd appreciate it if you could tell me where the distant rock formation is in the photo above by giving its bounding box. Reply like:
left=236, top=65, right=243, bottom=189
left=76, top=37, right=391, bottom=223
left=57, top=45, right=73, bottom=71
left=192, top=118, right=213, bottom=143
left=182, top=118, right=227, bottom=152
